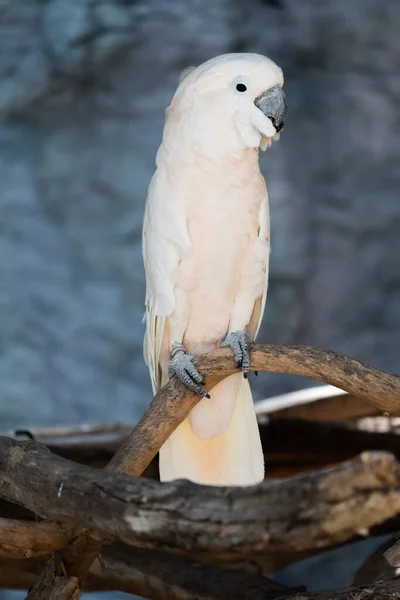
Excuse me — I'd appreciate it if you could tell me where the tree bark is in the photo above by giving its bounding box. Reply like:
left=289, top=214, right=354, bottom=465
left=1, top=437, right=400, bottom=572
left=13, top=344, right=400, bottom=598
left=0, top=518, right=73, bottom=558
left=109, top=344, right=400, bottom=476
left=278, top=579, right=400, bottom=599
left=0, top=543, right=293, bottom=599
left=383, top=536, right=400, bottom=569
left=1, top=549, right=400, bottom=599
left=7, top=414, right=400, bottom=482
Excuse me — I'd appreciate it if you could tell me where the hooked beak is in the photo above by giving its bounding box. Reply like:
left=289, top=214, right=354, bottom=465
left=254, top=85, right=287, bottom=133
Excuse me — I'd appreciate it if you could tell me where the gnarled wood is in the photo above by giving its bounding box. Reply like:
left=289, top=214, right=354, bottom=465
left=2, top=549, right=400, bottom=599
left=278, top=579, right=400, bottom=599
left=20, top=344, right=400, bottom=598
left=383, top=536, right=400, bottom=568
left=0, top=518, right=73, bottom=558
left=8, top=414, right=400, bottom=483
left=0, top=543, right=293, bottom=599
left=109, top=344, right=400, bottom=475
left=1, top=437, right=400, bottom=572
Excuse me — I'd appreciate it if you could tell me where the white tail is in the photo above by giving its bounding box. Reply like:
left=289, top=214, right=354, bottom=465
left=159, top=373, right=264, bottom=486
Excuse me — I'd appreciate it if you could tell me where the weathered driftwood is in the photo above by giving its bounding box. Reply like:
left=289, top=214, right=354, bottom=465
left=9, top=413, right=400, bottom=483
left=27, top=561, right=80, bottom=600
left=0, top=543, right=293, bottom=599
left=109, top=344, right=400, bottom=476
left=0, top=419, right=362, bottom=480
left=279, top=579, right=400, bottom=599
left=0, top=518, right=74, bottom=558
left=2, top=436, right=400, bottom=572
left=383, top=535, right=400, bottom=569
left=11, top=344, right=400, bottom=598
left=5, top=385, right=382, bottom=462
left=2, top=549, right=400, bottom=599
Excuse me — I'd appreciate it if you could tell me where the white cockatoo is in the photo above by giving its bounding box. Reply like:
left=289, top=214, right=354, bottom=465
left=142, top=53, right=286, bottom=486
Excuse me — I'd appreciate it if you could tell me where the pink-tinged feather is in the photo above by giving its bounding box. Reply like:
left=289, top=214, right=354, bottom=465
left=143, top=53, right=284, bottom=485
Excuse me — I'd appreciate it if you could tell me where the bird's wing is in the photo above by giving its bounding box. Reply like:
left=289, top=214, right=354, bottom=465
left=247, top=191, right=271, bottom=340
left=142, top=170, right=190, bottom=393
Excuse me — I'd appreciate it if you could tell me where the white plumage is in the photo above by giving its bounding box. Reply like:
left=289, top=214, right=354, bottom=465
left=142, top=53, right=285, bottom=486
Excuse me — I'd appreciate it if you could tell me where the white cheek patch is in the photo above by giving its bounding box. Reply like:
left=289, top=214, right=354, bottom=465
left=233, top=109, right=262, bottom=148
left=250, top=106, right=277, bottom=139
left=233, top=107, right=277, bottom=150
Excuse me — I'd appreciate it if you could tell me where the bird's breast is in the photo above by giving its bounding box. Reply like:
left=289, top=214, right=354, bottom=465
left=174, top=166, right=266, bottom=354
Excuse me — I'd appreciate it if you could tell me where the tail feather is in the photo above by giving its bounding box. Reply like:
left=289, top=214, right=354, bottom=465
left=159, top=374, right=264, bottom=486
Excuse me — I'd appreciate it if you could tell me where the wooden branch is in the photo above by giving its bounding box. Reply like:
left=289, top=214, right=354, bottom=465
left=95, top=544, right=293, bottom=600
left=109, top=344, right=400, bottom=475
left=0, top=542, right=293, bottom=599
left=27, top=561, right=80, bottom=600
left=383, top=535, right=400, bottom=568
left=2, top=549, right=400, bottom=600
left=7, top=413, right=400, bottom=484
left=21, top=344, right=400, bottom=598
left=2, top=437, right=400, bottom=572
left=6, top=424, right=158, bottom=479
left=0, top=518, right=73, bottom=558
left=277, top=579, right=400, bottom=599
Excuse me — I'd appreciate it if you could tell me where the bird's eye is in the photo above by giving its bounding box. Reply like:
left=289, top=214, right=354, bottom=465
left=236, top=83, right=247, bottom=92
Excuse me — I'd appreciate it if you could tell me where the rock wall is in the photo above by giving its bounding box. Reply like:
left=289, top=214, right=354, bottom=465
left=1, top=0, right=399, bottom=429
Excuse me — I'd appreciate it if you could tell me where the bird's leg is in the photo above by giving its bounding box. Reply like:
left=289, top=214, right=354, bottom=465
left=221, top=330, right=250, bottom=378
left=169, top=342, right=210, bottom=398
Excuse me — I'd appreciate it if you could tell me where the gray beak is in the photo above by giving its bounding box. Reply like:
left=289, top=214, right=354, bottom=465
left=254, top=85, right=287, bottom=133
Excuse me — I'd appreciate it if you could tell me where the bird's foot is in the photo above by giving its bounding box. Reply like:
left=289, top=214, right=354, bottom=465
left=221, top=330, right=250, bottom=378
left=169, top=342, right=210, bottom=398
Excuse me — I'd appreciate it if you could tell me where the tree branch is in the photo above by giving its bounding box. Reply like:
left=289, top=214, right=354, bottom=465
left=382, top=535, right=400, bottom=569
left=2, top=547, right=400, bottom=599
left=8, top=413, right=400, bottom=483
left=277, top=579, right=400, bottom=599
left=20, top=344, right=400, bottom=598
left=0, top=518, right=73, bottom=559
left=109, top=344, right=400, bottom=475
left=1, top=436, right=400, bottom=572
left=0, top=542, right=293, bottom=599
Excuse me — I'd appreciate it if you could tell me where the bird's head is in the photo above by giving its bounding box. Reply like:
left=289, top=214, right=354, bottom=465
left=170, top=53, right=287, bottom=154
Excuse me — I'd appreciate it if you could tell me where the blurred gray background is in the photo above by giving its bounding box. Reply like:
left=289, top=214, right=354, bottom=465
left=0, top=0, right=399, bottom=598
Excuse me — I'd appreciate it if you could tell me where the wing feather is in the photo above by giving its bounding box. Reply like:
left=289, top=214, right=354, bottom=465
left=142, top=169, right=190, bottom=393
left=247, top=192, right=270, bottom=340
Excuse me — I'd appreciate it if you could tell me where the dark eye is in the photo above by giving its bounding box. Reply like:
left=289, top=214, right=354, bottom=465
left=236, top=83, right=247, bottom=92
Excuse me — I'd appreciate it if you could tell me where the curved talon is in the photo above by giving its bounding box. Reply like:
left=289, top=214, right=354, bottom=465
left=221, top=330, right=250, bottom=377
left=169, top=343, right=210, bottom=398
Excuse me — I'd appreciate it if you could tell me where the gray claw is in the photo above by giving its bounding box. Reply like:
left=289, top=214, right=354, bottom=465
left=169, top=343, right=210, bottom=398
left=221, top=331, right=250, bottom=376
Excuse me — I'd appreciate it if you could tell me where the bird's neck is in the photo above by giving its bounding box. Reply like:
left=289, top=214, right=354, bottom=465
left=161, top=135, right=261, bottom=177
left=162, top=106, right=263, bottom=171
